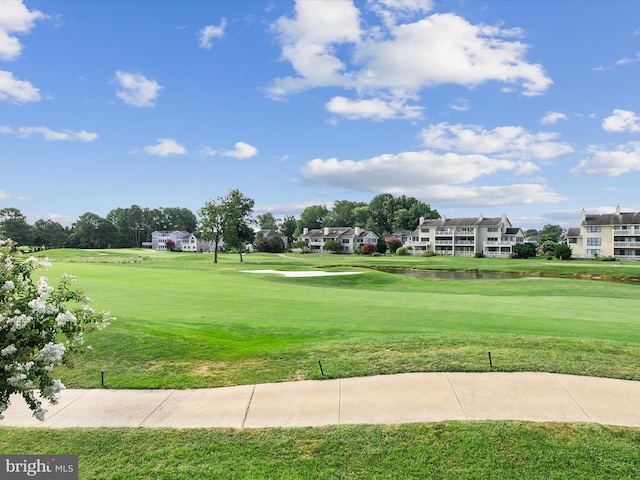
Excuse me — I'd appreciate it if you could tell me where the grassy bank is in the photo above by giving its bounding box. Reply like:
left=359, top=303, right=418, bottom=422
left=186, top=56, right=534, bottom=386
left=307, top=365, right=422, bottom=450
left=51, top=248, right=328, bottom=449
left=26, top=249, right=640, bottom=387
left=1, top=423, right=638, bottom=479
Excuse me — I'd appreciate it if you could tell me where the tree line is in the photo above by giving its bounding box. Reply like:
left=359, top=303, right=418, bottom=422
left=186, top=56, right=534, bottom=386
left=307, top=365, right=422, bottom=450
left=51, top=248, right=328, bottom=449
left=0, top=192, right=442, bottom=251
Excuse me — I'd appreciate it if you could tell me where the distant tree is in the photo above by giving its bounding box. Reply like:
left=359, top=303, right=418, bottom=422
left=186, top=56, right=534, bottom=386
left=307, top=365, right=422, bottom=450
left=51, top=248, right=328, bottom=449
left=280, top=215, right=297, bottom=246
left=386, top=237, right=403, bottom=254
left=540, top=240, right=557, bottom=256
left=221, top=189, right=255, bottom=263
left=377, top=237, right=387, bottom=254
left=554, top=243, right=572, bottom=260
left=538, top=224, right=564, bottom=243
left=0, top=208, right=33, bottom=247
left=165, top=238, right=176, bottom=251
left=325, top=200, right=366, bottom=227
left=32, top=219, right=69, bottom=248
left=162, top=207, right=197, bottom=232
left=253, top=235, right=284, bottom=253
left=524, top=229, right=538, bottom=238
left=295, top=205, right=329, bottom=236
left=256, top=212, right=279, bottom=231
left=512, top=242, right=537, bottom=259
left=69, top=212, right=116, bottom=249
left=323, top=239, right=344, bottom=253
left=361, top=243, right=377, bottom=255
left=198, top=199, right=225, bottom=264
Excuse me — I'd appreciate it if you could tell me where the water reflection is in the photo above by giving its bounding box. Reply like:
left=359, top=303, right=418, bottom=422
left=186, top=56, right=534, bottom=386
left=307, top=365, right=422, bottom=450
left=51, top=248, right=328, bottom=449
left=375, top=267, right=520, bottom=280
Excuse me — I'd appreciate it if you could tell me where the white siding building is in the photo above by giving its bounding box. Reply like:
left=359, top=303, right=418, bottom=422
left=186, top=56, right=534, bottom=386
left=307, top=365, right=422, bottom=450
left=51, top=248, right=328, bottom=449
left=405, top=214, right=524, bottom=257
left=298, top=227, right=379, bottom=253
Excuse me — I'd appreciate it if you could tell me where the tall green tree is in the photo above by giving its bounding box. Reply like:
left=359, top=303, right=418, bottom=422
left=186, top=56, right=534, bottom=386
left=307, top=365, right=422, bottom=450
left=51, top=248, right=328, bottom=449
left=295, top=205, right=328, bottom=235
left=538, top=224, right=564, bottom=243
left=256, top=212, right=279, bottom=231
left=69, top=212, right=116, bottom=249
left=32, top=219, right=69, bottom=248
left=198, top=199, right=226, bottom=264
left=325, top=200, right=366, bottom=227
left=221, top=189, right=255, bottom=263
left=280, top=215, right=297, bottom=246
left=0, top=208, right=33, bottom=247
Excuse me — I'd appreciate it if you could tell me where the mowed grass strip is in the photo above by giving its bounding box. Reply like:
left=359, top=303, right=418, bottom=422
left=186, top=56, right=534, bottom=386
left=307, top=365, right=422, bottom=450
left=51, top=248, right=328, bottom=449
left=1, top=423, right=638, bottom=479
left=32, top=249, right=640, bottom=388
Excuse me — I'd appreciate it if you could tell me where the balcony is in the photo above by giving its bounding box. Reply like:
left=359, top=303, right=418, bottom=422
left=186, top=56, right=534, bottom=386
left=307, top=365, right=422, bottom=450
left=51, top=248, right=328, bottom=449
left=435, top=240, right=453, bottom=245
left=614, top=228, right=640, bottom=235
left=456, top=228, right=475, bottom=235
left=614, top=241, right=640, bottom=248
left=483, top=241, right=516, bottom=247
left=435, top=229, right=455, bottom=235
left=454, top=240, right=475, bottom=245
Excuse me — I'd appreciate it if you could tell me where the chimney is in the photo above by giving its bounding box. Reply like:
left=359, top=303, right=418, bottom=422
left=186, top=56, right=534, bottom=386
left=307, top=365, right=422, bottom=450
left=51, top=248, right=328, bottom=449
left=324, top=227, right=330, bottom=235
left=303, top=227, right=308, bottom=235
left=419, top=216, right=425, bottom=225
left=616, top=205, right=621, bottom=215
left=581, top=208, right=586, bottom=224
left=479, top=213, right=483, bottom=221
left=354, top=226, right=362, bottom=235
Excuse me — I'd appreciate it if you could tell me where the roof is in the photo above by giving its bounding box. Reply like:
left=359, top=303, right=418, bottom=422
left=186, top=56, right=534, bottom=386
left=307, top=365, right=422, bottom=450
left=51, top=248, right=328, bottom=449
left=583, top=212, right=640, bottom=226
left=504, top=227, right=522, bottom=235
left=301, top=227, right=378, bottom=240
left=566, top=228, right=581, bottom=237
left=416, top=216, right=506, bottom=229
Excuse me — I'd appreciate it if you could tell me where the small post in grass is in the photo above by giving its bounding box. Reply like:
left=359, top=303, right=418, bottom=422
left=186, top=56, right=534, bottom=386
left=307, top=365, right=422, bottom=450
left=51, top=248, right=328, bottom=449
left=488, top=351, right=493, bottom=368
left=101, top=371, right=105, bottom=387
left=318, top=360, right=325, bottom=376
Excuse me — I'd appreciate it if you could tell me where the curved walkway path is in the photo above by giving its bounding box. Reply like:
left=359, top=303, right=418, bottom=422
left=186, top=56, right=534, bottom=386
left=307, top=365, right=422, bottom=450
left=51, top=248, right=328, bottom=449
left=3, top=372, right=639, bottom=429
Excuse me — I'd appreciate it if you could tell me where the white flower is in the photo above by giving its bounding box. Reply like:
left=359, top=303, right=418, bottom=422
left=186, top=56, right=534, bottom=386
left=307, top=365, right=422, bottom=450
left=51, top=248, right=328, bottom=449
left=1, top=280, right=14, bottom=291
left=55, top=311, right=77, bottom=327
left=28, top=298, right=56, bottom=315
left=34, top=408, right=47, bottom=421
left=42, top=379, right=65, bottom=399
left=37, top=276, right=54, bottom=298
left=36, top=342, right=66, bottom=365
left=0, top=344, right=17, bottom=357
left=7, top=313, right=31, bottom=331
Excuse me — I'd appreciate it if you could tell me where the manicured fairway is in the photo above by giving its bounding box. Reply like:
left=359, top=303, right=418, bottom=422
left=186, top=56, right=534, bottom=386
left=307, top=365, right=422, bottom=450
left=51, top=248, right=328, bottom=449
left=30, top=249, right=640, bottom=388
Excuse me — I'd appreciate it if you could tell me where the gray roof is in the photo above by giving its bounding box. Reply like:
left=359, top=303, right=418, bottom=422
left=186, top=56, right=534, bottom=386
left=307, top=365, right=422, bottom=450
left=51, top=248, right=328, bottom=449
left=301, top=227, right=378, bottom=240
left=583, top=212, right=640, bottom=226
left=566, top=228, right=581, bottom=237
left=417, top=216, right=505, bottom=228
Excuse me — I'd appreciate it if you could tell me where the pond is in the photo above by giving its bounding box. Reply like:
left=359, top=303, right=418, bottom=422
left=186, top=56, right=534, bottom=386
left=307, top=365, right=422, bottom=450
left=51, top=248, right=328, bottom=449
left=374, top=267, right=524, bottom=280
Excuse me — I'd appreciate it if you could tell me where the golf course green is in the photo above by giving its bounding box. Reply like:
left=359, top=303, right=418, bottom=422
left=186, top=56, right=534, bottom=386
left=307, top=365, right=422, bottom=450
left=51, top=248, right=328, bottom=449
left=2, top=248, right=639, bottom=479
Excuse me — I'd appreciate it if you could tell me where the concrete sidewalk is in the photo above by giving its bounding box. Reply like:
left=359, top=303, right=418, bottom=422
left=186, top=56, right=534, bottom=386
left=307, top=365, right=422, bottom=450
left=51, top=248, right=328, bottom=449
left=2, top=372, right=639, bottom=429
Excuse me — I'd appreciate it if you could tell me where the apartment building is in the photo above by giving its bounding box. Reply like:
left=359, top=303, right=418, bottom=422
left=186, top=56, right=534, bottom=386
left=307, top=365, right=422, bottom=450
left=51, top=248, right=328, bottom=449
left=405, top=214, right=524, bottom=257
left=566, top=207, right=640, bottom=260
left=298, top=226, right=379, bottom=253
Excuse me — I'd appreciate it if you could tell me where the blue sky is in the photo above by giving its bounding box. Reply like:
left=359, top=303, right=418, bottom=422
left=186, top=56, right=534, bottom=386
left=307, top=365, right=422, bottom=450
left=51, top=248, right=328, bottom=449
left=1, top=0, right=639, bottom=230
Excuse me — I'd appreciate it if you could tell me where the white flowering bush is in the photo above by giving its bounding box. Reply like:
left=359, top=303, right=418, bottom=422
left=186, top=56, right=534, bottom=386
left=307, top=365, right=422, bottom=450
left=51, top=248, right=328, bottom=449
left=0, top=240, right=114, bottom=420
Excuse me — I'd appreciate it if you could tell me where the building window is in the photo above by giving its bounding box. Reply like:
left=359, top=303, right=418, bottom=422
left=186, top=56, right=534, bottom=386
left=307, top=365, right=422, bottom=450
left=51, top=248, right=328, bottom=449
left=488, top=227, right=498, bottom=232
left=587, top=249, right=601, bottom=257
left=568, top=238, right=577, bottom=244
left=587, top=237, right=601, bottom=246
left=586, top=226, right=601, bottom=232
left=420, top=228, right=429, bottom=233
left=487, top=237, right=498, bottom=242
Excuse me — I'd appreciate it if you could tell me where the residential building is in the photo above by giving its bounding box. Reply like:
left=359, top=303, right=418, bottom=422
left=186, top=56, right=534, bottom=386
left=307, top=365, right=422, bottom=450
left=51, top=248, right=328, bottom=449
left=566, top=207, right=640, bottom=260
left=298, top=226, right=379, bottom=253
left=255, top=229, right=289, bottom=249
left=149, top=230, right=215, bottom=252
left=405, top=214, right=524, bottom=257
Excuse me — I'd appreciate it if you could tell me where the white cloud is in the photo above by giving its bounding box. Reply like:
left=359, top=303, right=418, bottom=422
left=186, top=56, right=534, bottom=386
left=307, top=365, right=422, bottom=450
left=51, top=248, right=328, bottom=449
left=0, top=0, right=46, bottom=61
left=268, top=3, right=552, bottom=117
left=419, top=122, right=573, bottom=159
left=541, top=111, right=567, bottom=125
left=449, top=98, right=469, bottom=112
left=0, top=126, right=98, bottom=141
left=222, top=141, right=258, bottom=159
left=571, top=141, right=640, bottom=176
left=143, top=138, right=187, bottom=156
left=602, top=109, right=640, bottom=133
left=325, top=96, right=423, bottom=120
left=0, top=189, right=26, bottom=201
left=198, top=146, right=218, bottom=157
left=199, top=19, right=226, bottom=49
left=0, top=69, right=40, bottom=103
left=299, top=149, right=564, bottom=207
left=115, top=71, right=163, bottom=107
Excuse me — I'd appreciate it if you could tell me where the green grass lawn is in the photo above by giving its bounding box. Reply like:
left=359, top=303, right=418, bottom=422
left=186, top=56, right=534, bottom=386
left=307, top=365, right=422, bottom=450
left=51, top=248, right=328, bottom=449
left=4, top=248, right=639, bottom=479
left=32, top=249, right=640, bottom=388
left=1, top=423, right=638, bottom=479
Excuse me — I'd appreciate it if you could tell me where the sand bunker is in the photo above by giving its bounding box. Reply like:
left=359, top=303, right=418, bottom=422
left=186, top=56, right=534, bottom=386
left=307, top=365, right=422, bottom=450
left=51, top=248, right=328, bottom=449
left=241, top=269, right=361, bottom=278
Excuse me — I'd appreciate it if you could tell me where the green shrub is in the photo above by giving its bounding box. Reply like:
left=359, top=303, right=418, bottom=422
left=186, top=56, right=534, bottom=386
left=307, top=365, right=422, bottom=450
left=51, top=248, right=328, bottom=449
left=554, top=243, right=572, bottom=260
left=396, top=247, right=409, bottom=256
left=386, top=237, right=403, bottom=254
left=323, top=240, right=344, bottom=253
